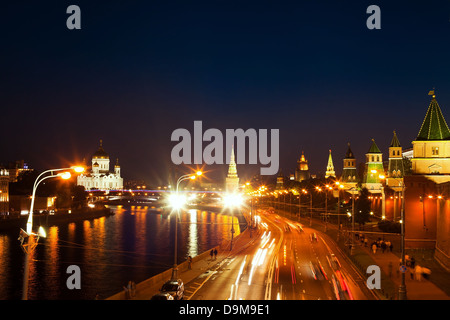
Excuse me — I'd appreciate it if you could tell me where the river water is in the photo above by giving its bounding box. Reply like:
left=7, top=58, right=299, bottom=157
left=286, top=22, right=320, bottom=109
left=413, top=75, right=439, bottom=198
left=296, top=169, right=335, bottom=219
left=0, top=205, right=242, bottom=300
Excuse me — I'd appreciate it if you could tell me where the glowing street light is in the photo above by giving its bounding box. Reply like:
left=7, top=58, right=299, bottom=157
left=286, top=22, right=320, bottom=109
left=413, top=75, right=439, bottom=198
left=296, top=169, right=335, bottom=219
left=169, top=170, right=203, bottom=279
left=223, top=191, right=244, bottom=251
left=21, top=165, right=85, bottom=300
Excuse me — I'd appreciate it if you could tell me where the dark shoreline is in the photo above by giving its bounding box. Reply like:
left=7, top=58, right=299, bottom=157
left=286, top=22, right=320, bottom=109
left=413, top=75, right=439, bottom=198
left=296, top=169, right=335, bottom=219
left=0, top=208, right=114, bottom=232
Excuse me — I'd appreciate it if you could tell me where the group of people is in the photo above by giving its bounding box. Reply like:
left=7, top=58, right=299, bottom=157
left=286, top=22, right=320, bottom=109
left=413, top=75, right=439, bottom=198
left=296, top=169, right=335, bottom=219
left=210, top=248, right=218, bottom=260
left=369, top=237, right=394, bottom=254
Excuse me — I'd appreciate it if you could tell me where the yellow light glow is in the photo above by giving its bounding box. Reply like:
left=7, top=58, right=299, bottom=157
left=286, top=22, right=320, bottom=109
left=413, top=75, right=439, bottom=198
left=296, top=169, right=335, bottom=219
left=223, top=193, right=244, bottom=208
left=59, top=172, right=71, bottom=180
left=168, top=193, right=187, bottom=210
left=72, top=166, right=85, bottom=173
left=196, top=171, right=203, bottom=176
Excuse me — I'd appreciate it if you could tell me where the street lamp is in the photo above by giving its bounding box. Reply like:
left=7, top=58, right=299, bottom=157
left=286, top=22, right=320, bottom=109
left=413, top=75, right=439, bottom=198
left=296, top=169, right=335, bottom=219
left=223, top=192, right=243, bottom=251
left=345, top=187, right=359, bottom=256
left=20, top=166, right=84, bottom=300
left=335, top=182, right=345, bottom=240
left=169, top=171, right=202, bottom=279
left=376, top=171, right=407, bottom=300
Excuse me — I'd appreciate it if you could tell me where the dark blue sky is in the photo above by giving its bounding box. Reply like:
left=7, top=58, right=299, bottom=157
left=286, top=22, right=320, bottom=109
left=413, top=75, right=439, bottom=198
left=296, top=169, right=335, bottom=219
left=1, top=1, right=450, bottom=185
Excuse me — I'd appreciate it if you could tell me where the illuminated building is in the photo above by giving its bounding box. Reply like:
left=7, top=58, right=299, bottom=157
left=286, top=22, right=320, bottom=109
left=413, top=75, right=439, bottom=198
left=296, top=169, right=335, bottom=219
left=77, top=140, right=123, bottom=191
left=7, top=160, right=33, bottom=183
left=411, top=91, right=450, bottom=183
left=387, top=131, right=405, bottom=190
left=325, top=149, right=336, bottom=178
left=341, top=143, right=359, bottom=190
left=225, top=145, right=240, bottom=192
left=0, top=167, right=9, bottom=214
left=362, top=139, right=384, bottom=193
left=295, top=151, right=310, bottom=182
left=399, top=92, right=450, bottom=266
left=276, top=170, right=284, bottom=190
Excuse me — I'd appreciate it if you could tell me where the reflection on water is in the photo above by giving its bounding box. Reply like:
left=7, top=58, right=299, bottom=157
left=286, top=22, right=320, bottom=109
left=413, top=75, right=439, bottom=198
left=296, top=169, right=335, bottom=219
left=0, top=206, right=242, bottom=299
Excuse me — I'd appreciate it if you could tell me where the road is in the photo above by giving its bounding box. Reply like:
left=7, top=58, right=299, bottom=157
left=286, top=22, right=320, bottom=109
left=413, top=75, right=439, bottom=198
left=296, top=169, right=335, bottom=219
left=187, top=208, right=375, bottom=300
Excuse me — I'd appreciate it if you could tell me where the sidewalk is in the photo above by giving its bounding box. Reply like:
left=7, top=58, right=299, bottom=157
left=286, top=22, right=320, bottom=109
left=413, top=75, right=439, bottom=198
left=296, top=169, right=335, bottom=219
left=123, top=226, right=259, bottom=300
left=358, top=240, right=449, bottom=300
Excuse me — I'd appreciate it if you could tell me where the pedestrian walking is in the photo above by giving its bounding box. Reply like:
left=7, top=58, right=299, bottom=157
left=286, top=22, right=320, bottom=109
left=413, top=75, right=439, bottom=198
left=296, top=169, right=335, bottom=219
left=214, top=248, right=218, bottom=260
left=364, top=238, right=368, bottom=247
left=410, top=256, right=416, bottom=268
left=414, top=265, right=423, bottom=281
left=389, top=242, right=393, bottom=252
left=381, top=241, right=386, bottom=253
left=372, top=243, right=377, bottom=254
left=210, top=249, right=214, bottom=260
left=386, top=241, right=391, bottom=252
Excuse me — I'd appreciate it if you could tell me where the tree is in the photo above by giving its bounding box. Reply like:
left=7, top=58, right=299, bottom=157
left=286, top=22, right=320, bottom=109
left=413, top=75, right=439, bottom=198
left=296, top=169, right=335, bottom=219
left=355, top=188, right=371, bottom=226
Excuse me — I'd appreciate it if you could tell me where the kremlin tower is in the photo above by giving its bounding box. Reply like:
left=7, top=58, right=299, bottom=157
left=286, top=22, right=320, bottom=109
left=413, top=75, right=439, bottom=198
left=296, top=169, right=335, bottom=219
left=225, top=145, right=240, bottom=192
left=295, top=151, right=310, bottom=182
left=325, top=150, right=336, bottom=178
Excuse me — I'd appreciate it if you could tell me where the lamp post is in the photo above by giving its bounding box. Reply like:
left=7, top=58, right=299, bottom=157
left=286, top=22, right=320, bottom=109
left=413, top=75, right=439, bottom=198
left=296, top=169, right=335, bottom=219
left=345, top=187, right=359, bottom=256
left=375, top=170, right=407, bottom=300
left=336, top=181, right=344, bottom=241
left=169, top=171, right=202, bottom=280
left=21, top=166, right=84, bottom=300
left=223, top=192, right=243, bottom=251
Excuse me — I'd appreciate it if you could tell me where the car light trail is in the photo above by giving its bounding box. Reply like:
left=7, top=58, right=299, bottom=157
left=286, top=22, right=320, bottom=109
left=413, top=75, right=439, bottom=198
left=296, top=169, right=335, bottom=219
left=291, top=265, right=297, bottom=284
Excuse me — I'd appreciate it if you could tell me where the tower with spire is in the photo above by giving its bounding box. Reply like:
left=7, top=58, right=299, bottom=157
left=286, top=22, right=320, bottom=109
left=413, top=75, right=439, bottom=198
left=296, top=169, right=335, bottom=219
left=362, top=139, right=384, bottom=193
left=325, top=150, right=336, bottom=178
left=341, top=143, right=359, bottom=190
left=411, top=90, right=450, bottom=182
left=276, top=170, right=284, bottom=190
left=387, top=131, right=404, bottom=190
left=295, top=151, right=310, bottom=182
left=225, top=145, right=240, bottom=192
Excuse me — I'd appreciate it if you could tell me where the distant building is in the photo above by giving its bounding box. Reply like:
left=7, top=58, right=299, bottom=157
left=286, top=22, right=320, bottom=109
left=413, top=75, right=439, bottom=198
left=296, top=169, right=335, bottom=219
left=7, top=160, right=33, bottom=183
left=0, top=167, right=9, bottom=214
left=411, top=91, right=450, bottom=183
left=341, top=143, right=359, bottom=190
left=276, top=170, right=284, bottom=190
left=386, top=131, right=404, bottom=191
left=77, top=140, right=123, bottom=191
left=402, top=148, right=413, bottom=159
left=295, top=151, right=310, bottom=182
left=362, top=139, right=384, bottom=193
left=325, top=150, right=336, bottom=178
left=225, top=145, right=240, bottom=192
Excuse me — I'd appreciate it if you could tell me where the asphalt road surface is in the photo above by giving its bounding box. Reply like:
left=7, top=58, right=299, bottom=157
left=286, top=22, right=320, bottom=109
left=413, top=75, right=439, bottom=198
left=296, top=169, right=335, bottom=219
left=187, top=209, right=375, bottom=300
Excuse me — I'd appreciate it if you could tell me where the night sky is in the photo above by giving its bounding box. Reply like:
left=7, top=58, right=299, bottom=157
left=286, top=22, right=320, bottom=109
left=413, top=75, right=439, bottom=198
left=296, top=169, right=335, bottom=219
left=1, top=1, right=450, bottom=185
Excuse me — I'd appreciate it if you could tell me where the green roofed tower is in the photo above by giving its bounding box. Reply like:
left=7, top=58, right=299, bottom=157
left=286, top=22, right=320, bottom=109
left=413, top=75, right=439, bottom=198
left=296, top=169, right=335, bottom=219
left=412, top=91, right=450, bottom=182
left=416, top=91, right=450, bottom=141
left=362, top=139, right=384, bottom=193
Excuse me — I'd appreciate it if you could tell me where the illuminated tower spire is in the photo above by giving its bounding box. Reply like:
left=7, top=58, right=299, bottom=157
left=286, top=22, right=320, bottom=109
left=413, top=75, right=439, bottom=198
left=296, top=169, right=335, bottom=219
left=295, top=151, right=310, bottom=182
left=225, top=145, right=239, bottom=192
left=342, top=142, right=359, bottom=191
left=325, top=149, right=336, bottom=178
